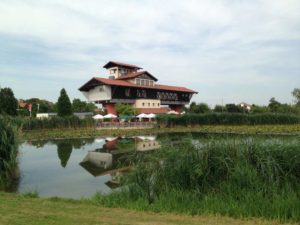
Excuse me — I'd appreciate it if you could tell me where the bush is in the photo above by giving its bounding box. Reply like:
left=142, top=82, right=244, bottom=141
left=13, top=116, right=95, bottom=130
left=156, top=113, right=300, bottom=127
left=0, top=116, right=18, bottom=189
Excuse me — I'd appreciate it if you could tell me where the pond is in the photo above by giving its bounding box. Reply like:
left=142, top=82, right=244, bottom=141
left=15, top=135, right=162, bottom=199
left=6, top=133, right=299, bottom=199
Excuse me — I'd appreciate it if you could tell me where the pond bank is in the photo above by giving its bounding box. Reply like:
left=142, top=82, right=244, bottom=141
left=20, top=124, right=300, bottom=141
left=0, top=192, right=291, bottom=225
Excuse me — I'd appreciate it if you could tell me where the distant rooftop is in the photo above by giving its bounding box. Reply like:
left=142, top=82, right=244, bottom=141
left=103, top=61, right=142, bottom=69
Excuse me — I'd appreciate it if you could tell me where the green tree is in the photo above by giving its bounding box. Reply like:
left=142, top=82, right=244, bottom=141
left=72, top=98, right=96, bottom=112
left=250, top=105, right=270, bottom=114
left=57, top=142, right=72, bottom=168
left=292, top=88, right=300, bottom=105
left=116, top=103, right=136, bottom=115
left=225, top=104, right=242, bottom=113
left=189, top=102, right=211, bottom=113
left=57, top=88, right=72, bottom=117
left=0, top=87, right=18, bottom=116
left=72, top=98, right=86, bottom=112
left=268, top=97, right=281, bottom=112
left=214, top=105, right=225, bottom=113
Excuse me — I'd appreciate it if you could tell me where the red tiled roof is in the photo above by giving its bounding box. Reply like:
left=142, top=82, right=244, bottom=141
left=19, top=102, right=27, bottom=108
left=116, top=71, right=158, bottom=81
left=137, top=108, right=170, bottom=114
left=103, top=61, right=142, bottom=69
left=91, top=77, right=197, bottom=93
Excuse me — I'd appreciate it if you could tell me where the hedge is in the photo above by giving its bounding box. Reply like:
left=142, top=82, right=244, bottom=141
left=156, top=113, right=300, bottom=127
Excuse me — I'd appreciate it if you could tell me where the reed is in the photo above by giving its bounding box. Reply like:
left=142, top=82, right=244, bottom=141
left=0, top=116, right=19, bottom=190
left=156, top=113, right=300, bottom=127
left=94, top=136, right=300, bottom=222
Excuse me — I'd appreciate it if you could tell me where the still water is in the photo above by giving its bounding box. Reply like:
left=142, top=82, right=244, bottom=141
left=17, top=136, right=161, bottom=199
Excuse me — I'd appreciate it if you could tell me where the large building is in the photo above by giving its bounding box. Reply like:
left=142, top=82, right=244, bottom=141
left=79, top=61, right=198, bottom=114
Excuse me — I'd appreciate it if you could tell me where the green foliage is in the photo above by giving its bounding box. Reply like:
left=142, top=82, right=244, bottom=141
left=292, top=88, right=300, bottom=105
left=0, top=87, right=18, bottom=116
left=156, top=113, right=300, bottom=127
left=0, top=116, right=18, bottom=190
left=19, top=116, right=95, bottom=130
left=213, top=105, right=225, bottom=113
left=189, top=102, right=211, bottom=113
left=95, top=136, right=300, bottom=222
left=116, top=103, right=136, bottom=116
left=250, top=105, right=270, bottom=113
left=57, top=88, right=72, bottom=117
left=72, top=98, right=96, bottom=113
left=18, top=98, right=55, bottom=117
left=225, top=104, right=243, bottom=113
left=57, top=142, right=72, bottom=168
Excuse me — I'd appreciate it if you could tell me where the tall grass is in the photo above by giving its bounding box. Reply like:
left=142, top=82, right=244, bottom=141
left=157, top=113, right=300, bottom=127
left=94, top=136, right=300, bottom=222
left=0, top=116, right=19, bottom=190
left=11, top=115, right=95, bottom=130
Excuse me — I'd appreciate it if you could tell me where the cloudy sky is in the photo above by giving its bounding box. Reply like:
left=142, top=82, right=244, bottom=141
left=0, top=0, right=299, bottom=107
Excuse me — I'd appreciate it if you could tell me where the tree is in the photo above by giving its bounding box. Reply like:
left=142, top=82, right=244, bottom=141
left=72, top=98, right=86, bottom=112
left=57, top=88, right=72, bottom=117
left=268, top=97, right=281, bottom=112
left=0, top=87, right=18, bottom=116
left=72, top=98, right=97, bottom=112
left=214, top=105, right=225, bottom=113
left=57, top=142, right=72, bottom=168
left=292, top=88, right=300, bottom=105
left=225, top=104, right=242, bottom=113
left=115, top=103, right=136, bottom=115
left=189, top=102, right=211, bottom=113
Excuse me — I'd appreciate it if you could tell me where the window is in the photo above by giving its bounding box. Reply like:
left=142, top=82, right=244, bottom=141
left=141, top=79, right=145, bottom=86
left=136, top=79, right=141, bottom=85
left=142, top=102, right=145, bottom=106
left=149, top=81, right=154, bottom=86
left=152, top=103, right=155, bottom=106
left=158, top=103, right=160, bottom=106
left=125, top=88, right=130, bottom=97
left=99, top=86, right=104, bottom=92
left=145, top=80, right=149, bottom=86
left=148, top=103, right=150, bottom=107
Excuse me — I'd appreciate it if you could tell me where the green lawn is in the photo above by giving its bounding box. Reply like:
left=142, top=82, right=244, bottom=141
left=0, top=192, right=294, bottom=225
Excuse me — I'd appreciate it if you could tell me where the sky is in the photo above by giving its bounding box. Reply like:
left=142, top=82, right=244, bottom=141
left=0, top=0, right=299, bottom=107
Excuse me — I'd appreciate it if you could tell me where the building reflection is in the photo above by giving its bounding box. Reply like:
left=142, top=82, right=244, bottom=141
left=79, top=136, right=160, bottom=189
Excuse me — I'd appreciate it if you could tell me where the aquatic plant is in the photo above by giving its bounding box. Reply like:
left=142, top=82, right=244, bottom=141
left=95, top=136, right=300, bottom=222
left=0, top=116, right=19, bottom=190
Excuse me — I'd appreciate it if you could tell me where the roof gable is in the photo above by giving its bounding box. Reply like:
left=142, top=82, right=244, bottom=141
left=103, top=61, right=142, bottom=69
left=116, top=71, right=158, bottom=81
left=79, top=77, right=197, bottom=93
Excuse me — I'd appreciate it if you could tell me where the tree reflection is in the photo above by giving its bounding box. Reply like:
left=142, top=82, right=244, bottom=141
left=57, top=142, right=73, bottom=168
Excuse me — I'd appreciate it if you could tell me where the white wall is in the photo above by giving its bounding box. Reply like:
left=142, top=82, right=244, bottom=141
left=81, top=85, right=112, bottom=102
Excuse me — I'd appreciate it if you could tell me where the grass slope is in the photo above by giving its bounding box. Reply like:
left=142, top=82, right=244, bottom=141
left=0, top=192, right=294, bottom=225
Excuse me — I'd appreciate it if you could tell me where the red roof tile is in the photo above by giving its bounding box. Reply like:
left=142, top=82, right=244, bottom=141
left=116, top=71, right=158, bottom=81
left=103, top=61, right=142, bottom=69
left=19, top=102, right=27, bottom=108
left=91, top=77, right=197, bottom=93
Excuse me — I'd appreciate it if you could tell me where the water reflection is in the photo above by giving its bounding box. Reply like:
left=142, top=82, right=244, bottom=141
left=15, top=136, right=160, bottom=198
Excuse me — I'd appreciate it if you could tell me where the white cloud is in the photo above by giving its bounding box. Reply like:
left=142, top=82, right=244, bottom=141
left=0, top=0, right=299, bottom=105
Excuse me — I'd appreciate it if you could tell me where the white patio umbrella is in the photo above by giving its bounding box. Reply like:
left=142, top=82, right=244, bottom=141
left=167, top=110, right=179, bottom=115
left=103, top=113, right=117, bottom=119
left=136, top=113, right=148, bottom=118
left=146, top=113, right=156, bottom=118
left=93, top=114, right=104, bottom=120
